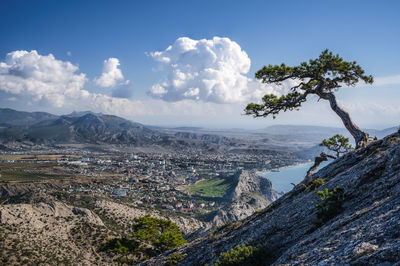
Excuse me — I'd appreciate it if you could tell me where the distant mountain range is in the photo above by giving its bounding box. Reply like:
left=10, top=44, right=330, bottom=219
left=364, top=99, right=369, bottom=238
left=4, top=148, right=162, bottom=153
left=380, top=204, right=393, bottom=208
left=0, top=108, right=248, bottom=153
left=0, top=108, right=397, bottom=155
left=256, top=125, right=397, bottom=140
left=0, top=108, right=160, bottom=145
left=160, top=123, right=397, bottom=145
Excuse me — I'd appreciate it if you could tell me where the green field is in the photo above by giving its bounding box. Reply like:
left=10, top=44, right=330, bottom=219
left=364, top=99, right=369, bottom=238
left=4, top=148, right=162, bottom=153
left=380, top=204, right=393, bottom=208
left=187, top=177, right=233, bottom=198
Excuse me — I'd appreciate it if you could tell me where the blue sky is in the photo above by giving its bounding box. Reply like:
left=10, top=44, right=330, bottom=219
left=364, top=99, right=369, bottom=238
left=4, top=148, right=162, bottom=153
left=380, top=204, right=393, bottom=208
left=1, top=0, right=399, bottom=129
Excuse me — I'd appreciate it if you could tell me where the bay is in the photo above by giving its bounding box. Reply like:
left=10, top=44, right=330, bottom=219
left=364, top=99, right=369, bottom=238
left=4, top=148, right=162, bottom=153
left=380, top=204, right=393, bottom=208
left=260, top=161, right=330, bottom=194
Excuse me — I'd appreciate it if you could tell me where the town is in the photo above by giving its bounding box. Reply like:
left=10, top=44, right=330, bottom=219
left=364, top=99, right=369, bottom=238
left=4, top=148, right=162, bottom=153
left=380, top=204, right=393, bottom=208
left=0, top=147, right=302, bottom=219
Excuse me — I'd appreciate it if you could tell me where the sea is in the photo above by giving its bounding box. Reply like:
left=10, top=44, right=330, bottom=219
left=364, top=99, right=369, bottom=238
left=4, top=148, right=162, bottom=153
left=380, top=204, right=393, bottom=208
left=260, top=161, right=330, bottom=194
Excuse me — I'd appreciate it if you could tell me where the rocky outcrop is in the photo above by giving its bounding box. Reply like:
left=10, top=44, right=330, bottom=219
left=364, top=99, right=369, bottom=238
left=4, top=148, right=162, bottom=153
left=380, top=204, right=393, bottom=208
left=142, top=132, right=400, bottom=265
left=212, top=170, right=279, bottom=226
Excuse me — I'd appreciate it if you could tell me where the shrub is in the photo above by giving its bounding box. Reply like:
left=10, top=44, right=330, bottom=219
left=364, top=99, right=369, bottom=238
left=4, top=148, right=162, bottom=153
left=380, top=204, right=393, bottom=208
left=214, top=244, right=271, bottom=266
left=132, top=215, right=186, bottom=252
left=165, top=253, right=184, bottom=265
left=315, top=186, right=344, bottom=222
left=100, top=215, right=186, bottom=264
left=301, top=178, right=325, bottom=191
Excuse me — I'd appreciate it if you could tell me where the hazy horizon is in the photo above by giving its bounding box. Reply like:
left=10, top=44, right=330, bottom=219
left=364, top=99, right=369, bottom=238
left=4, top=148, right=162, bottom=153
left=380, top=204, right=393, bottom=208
left=2, top=106, right=397, bottom=131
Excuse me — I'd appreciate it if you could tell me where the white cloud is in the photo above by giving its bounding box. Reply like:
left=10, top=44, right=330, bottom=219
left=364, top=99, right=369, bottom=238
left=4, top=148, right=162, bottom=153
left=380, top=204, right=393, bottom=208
left=0, top=50, right=88, bottom=107
left=94, top=57, right=129, bottom=88
left=149, top=36, right=288, bottom=103
left=0, top=50, right=144, bottom=115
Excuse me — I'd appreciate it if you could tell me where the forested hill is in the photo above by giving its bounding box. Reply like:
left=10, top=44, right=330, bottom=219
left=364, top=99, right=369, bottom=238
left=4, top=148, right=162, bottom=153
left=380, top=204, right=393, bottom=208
left=142, top=130, right=400, bottom=265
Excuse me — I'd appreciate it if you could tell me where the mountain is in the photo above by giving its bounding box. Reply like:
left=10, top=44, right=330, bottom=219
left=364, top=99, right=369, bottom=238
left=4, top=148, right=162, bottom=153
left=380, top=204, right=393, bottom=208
left=0, top=108, right=397, bottom=158
left=0, top=108, right=311, bottom=157
left=0, top=109, right=161, bottom=145
left=142, top=130, right=400, bottom=265
left=0, top=108, right=58, bottom=127
left=158, top=124, right=398, bottom=157
left=255, top=125, right=398, bottom=144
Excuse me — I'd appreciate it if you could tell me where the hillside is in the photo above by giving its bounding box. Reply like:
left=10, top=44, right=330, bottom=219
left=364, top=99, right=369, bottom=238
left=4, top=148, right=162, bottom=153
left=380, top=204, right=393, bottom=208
left=0, top=108, right=58, bottom=127
left=0, top=110, right=161, bottom=146
left=0, top=170, right=278, bottom=264
left=142, top=130, right=400, bottom=265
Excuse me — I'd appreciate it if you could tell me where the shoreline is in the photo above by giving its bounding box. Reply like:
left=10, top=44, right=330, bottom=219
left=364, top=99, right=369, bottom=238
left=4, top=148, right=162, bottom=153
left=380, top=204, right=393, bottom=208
left=257, top=161, right=312, bottom=176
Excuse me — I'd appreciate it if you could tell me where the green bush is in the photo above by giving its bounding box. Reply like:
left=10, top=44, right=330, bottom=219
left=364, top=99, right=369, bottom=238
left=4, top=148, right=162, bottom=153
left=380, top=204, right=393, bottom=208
left=100, top=237, right=138, bottom=254
left=101, top=215, right=186, bottom=264
left=214, top=244, right=270, bottom=266
left=315, top=186, right=344, bottom=222
left=132, top=215, right=186, bottom=252
left=165, top=253, right=184, bottom=265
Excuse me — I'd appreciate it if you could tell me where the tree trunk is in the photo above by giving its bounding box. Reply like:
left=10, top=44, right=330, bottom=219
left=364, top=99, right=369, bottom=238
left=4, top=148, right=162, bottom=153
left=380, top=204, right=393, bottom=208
left=303, top=152, right=336, bottom=183
left=317, top=91, right=369, bottom=148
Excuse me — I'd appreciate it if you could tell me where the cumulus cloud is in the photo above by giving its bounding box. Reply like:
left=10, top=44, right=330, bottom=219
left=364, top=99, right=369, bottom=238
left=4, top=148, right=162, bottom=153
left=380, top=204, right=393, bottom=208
left=148, top=37, right=288, bottom=103
left=0, top=50, right=144, bottom=115
left=94, top=57, right=129, bottom=88
left=0, top=50, right=88, bottom=107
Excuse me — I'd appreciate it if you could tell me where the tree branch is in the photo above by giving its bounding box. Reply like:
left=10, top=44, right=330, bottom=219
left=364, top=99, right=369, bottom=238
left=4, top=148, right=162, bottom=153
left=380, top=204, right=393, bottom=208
left=245, top=90, right=310, bottom=118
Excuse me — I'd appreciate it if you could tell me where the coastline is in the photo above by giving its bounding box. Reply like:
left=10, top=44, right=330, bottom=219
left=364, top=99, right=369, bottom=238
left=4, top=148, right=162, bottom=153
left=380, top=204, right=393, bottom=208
left=257, top=159, right=333, bottom=193
left=257, top=161, right=312, bottom=177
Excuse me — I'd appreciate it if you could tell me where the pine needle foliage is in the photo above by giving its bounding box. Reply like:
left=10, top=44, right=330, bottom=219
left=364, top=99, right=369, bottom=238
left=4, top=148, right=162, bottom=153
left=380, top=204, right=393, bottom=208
left=214, top=243, right=271, bottom=266
left=320, top=134, right=353, bottom=158
left=315, top=186, right=345, bottom=223
left=100, top=215, right=186, bottom=264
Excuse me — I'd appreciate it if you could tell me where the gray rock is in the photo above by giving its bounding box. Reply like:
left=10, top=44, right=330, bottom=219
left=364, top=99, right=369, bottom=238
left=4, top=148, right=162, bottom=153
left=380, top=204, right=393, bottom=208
left=212, top=170, right=278, bottom=226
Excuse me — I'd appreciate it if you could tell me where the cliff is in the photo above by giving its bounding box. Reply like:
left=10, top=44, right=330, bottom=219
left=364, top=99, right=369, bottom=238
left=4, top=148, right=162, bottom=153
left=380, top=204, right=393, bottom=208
left=212, top=170, right=278, bottom=226
left=142, top=131, right=400, bottom=265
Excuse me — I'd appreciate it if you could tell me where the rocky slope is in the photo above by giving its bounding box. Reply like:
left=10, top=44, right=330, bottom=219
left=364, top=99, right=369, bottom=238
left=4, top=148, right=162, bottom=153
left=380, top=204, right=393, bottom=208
left=0, top=201, right=112, bottom=265
left=212, top=170, right=278, bottom=226
left=142, top=131, right=400, bottom=265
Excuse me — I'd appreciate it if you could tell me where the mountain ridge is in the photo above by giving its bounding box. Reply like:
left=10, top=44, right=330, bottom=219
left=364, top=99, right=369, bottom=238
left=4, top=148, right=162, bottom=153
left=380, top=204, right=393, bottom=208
left=0, top=108, right=397, bottom=159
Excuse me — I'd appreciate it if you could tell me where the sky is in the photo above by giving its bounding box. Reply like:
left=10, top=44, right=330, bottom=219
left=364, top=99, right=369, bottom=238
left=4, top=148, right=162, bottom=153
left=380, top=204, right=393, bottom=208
left=0, top=0, right=399, bottom=129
